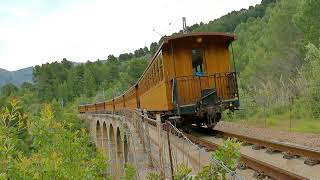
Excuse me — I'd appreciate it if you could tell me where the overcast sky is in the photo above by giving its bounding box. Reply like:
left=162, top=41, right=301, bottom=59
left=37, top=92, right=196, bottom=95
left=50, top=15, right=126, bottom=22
left=0, top=0, right=261, bottom=71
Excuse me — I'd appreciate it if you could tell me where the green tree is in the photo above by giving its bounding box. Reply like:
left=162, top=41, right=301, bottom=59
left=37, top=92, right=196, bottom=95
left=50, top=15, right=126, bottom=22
left=149, top=42, right=158, bottom=56
left=120, top=163, right=136, bottom=180
left=1, top=83, right=19, bottom=97
left=119, top=53, right=134, bottom=61
left=134, top=48, right=146, bottom=58
left=300, top=43, right=320, bottom=118
left=107, top=54, right=118, bottom=63
left=0, top=100, right=107, bottom=179
left=83, top=69, right=97, bottom=97
left=192, top=0, right=275, bottom=33
left=0, top=99, right=29, bottom=177
left=20, top=82, right=34, bottom=92
left=57, top=81, right=70, bottom=102
left=296, top=0, right=320, bottom=52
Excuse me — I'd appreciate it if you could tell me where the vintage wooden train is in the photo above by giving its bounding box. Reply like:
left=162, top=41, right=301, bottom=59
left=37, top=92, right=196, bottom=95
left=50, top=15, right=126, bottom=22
left=79, top=32, right=239, bottom=128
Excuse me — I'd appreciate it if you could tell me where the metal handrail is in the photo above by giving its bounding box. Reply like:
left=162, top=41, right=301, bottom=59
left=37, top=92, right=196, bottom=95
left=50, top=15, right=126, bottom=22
left=163, top=121, right=244, bottom=180
left=174, top=71, right=236, bottom=79
left=173, top=72, right=239, bottom=106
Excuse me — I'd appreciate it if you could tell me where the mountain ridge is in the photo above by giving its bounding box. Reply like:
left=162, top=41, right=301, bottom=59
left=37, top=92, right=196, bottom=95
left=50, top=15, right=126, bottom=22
left=0, top=60, right=92, bottom=86
left=0, top=66, right=33, bottom=86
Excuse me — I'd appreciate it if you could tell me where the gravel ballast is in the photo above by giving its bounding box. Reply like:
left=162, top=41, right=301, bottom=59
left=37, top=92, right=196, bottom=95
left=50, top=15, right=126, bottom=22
left=214, top=121, right=320, bottom=150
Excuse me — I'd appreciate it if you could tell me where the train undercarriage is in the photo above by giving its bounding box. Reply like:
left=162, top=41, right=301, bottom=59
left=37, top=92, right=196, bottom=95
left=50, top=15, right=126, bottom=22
left=149, top=87, right=239, bottom=129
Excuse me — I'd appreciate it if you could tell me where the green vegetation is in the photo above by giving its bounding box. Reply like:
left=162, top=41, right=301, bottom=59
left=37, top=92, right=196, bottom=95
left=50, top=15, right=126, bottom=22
left=191, top=0, right=276, bottom=33
left=173, top=164, right=193, bottom=180
left=31, top=55, right=149, bottom=104
left=146, top=171, right=161, bottom=180
left=120, top=163, right=137, bottom=180
left=146, top=138, right=242, bottom=180
left=195, top=138, right=242, bottom=180
left=218, top=0, right=320, bottom=133
left=0, top=99, right=106, bottom=179
left=0, top=83, right=19, bottom=97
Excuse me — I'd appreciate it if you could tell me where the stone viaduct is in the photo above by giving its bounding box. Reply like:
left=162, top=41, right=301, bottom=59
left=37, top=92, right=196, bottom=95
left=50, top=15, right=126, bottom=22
left=80, top=110, right=209, bottom=179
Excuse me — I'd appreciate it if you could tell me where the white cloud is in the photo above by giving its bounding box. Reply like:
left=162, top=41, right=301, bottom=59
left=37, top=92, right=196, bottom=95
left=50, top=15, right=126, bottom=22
left=0, top=0, right=261, bottom=71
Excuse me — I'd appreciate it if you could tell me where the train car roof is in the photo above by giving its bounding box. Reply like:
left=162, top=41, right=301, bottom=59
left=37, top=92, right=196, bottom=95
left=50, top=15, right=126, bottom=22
left=154, top=32, right=235, bottom=59
left=163, top=32, right=235, bottom=44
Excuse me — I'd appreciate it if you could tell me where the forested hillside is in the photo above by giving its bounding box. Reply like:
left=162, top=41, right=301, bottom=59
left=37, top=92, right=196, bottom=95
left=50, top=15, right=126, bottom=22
left=1, top=0, right=320, bottom=132
left=228, top=0, right=320, bottom=132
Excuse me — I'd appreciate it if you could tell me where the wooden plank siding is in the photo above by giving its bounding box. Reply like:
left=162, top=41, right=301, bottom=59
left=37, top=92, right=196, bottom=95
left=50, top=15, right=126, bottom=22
left=96, top=102, right=105, bottom=112
left=139, top=81, right=170, bottom=111
left=87, top=104, right=96, bottom=112
left=114, top=96, right=124, bottom=111
left=105, top=101, right=113, bottom=112
left=79, top=106, right=86, bottom=113
left=205, top=40, right=232, bottom=100
left=124, top=87, right=137, bottom=109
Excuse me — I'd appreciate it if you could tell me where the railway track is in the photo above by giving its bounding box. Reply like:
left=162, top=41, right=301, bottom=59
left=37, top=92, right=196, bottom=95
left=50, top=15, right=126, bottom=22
left=219, top=130, right=320, bottom=165
left=188, top=126, right=320, bottom=164
left=145, top=118, right=319, bottom=179
left=185, top=133, right=310, bottom=180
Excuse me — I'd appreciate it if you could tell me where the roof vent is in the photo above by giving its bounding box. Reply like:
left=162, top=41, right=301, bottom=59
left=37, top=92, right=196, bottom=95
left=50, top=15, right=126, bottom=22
left=182, top=17, right=187, bottom=34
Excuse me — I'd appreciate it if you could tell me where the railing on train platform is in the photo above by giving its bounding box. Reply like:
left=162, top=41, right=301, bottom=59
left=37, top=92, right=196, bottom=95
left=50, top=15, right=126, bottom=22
left=173, top=72, right=239, bottom=106
left=123, top=109, right=244, bottom=180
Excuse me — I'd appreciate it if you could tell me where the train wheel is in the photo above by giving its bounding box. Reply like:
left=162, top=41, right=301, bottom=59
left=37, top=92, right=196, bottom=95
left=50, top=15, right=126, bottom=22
left=206, top=118, right=214, bottom=129
left=216, top=113, right=221, bottom=122
left=206, top=113, right=221, bottom=129
left=194, top=117, right=202, bottom=127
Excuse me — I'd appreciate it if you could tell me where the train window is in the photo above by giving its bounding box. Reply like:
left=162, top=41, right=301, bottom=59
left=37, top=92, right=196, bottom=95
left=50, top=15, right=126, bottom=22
left=151, top=69, right=154, bottom=85
left=146, top=73, right=149, bottom=90
left=157, top=60, right=161, bottom=81
left=152, top=64, right=156, bottom=85
left=156, top=61, right=160, bottom=82
left=154, top=62, right=158, bottom=83
left=156, top=64, right=159, bottom=82
left=158, top=52, right=163, bottom=81
left=192, top=48, right=204, bottom=76
left=149, top=72, right=151, bottom=88
left=150, top=70, right=152, bottom=87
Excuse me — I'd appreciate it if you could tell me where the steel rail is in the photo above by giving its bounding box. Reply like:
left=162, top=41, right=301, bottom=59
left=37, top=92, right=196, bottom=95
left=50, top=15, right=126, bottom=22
left=220, top=131, right=320, bottom=162
left=184, top=133, right=309, bottom=180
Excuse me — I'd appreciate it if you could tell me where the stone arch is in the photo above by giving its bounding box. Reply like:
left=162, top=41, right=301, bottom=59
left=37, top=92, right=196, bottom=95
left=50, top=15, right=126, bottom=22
left=116, top=127, right=124, bottom=175
left=102, top=122, right=108, bottom=155
left=123, top=134, right=128, bottom=163
left=109, top=124, right=116, bottom=177
left=126, top=133, right=134, bottom=164
left=96, top=121, right=102, bottom=147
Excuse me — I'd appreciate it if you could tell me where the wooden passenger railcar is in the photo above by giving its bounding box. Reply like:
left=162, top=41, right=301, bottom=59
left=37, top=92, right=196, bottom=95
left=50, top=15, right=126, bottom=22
left=80, top=32, right=239, bottom=127
left=86, top=103, right=96, bottom=113
left=79, top=105, right=86, bottom=113
left=105, top=101, right=113, bottom=112
left=95, top=102, right=105, bottom=112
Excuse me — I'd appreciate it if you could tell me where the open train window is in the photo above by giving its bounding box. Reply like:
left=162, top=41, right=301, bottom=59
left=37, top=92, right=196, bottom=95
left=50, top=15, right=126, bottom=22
left=192, top=48, right=204, bottom=76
